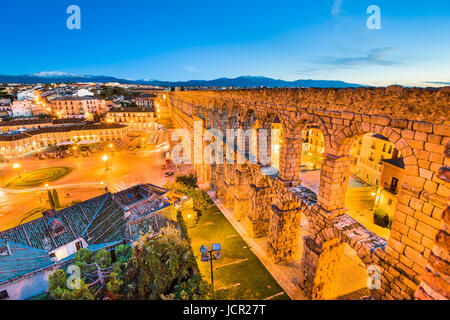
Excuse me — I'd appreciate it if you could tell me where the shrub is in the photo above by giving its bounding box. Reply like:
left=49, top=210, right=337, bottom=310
left=126, top=226, right=196, bottom=300
left=180, top=208, right=199, bottom=229
left=373, top=208, right=392, bottom=229
left=175, top=173, right=198, bottom=189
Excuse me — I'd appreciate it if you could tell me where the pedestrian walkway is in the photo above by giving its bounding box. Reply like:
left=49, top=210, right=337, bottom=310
left=209, top=193, right=307, bottom=300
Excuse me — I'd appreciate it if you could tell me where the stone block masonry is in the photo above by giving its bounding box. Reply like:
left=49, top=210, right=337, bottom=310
left=161, top=87, right=449, bottom=300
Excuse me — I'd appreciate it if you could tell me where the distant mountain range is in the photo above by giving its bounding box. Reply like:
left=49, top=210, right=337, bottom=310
left=0, top=72, right=364, bottom=88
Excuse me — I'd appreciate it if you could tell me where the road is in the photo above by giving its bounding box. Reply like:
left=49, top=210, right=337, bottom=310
left=0, top=129, right=193, bottom=230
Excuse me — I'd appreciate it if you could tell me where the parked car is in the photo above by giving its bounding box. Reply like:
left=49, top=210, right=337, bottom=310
left=164, top=171, right=174, bottom=177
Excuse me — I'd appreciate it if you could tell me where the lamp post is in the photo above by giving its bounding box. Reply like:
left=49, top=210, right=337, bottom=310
left=13, top=163, right=21, bottom=178
left=109, top=143, right=114, bottom=156
left=103, top=155, right=109, bottom=171
left=200, top=244, right=222, bottom=291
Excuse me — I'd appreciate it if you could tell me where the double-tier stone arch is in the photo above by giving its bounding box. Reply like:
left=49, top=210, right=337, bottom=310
left=163, top=88, right=450, bottom=300
left=311, top=116, right=448, bottom=299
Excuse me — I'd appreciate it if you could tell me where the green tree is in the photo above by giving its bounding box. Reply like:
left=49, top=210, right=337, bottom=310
left=48, top=269, right=94, bottom=300
left=116, top=244, right=133, bottom=263
left=190, top=189, right=213, bottom=213
left=47, top=190, right=55, bottom=210
left=175, top=173, right=198, bottom=189
left=169, top=274, right=212, bottom=300
left=126, top=226, right=196, bottom=300
left=106, top=272, right=124, bottom=299
left=179, top=208, right=198, bottom=229
left=74, top=248, right=95, bottom=273
left=52, top=189, right=60, bottom=209
left=165, top=174, right=213, bottom=213
left=95, top=249, right=112, bottom=269
left=48, top=246, right=133, bottom=300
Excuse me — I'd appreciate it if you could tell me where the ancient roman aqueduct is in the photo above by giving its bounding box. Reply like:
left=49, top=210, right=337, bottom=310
left=157, top=87, right=449, bottom=300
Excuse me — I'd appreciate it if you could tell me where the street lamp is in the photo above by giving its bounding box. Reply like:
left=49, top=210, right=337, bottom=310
left=103, top=155, right=109, bottom=171
left=13, top=163, right=21, bottom=178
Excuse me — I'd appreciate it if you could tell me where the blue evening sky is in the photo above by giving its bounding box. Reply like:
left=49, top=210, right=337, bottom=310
left=1, top=0, right=449, bottom=86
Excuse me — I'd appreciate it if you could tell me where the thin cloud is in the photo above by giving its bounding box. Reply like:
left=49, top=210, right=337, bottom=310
left=425, top=81, right=450, bottom=85
left=331, top=0, right=343, bottom=17
left=316, top=47, right=401, bottom=68
left=181, top=65, right=198, bottom=72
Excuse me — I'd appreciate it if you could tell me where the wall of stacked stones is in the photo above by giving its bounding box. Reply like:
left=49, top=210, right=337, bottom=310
left=162, top=87, right=449, bottom=300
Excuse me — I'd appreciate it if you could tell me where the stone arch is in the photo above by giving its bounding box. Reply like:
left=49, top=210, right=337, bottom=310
left=323, top=121, right=419, bottom=219
left=335, top=121, right=414, bottom=161
left=314, top=119, right=445, bottom=299
left=300, top=217, right=383, bottom=300
left=211, top=108, right=220, bottom=130
left=289, top=113, right=331, bottom=152
left=218, top=107, right=229, bottom=135
left=240, top=107, right=257, bottom=125
left=274, top=113, right=330, bottom=184
left=228, top=106, right=240, bottom=132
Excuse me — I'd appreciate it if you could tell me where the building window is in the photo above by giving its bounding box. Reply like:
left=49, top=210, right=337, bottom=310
left=75, top=241, right=83, bottom=251
left=391, top=177, right=399, bottom=192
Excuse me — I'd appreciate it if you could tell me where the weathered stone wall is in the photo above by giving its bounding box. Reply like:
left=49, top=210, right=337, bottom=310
left=415, top=143, right=450, bottom=300
left=162, top=87, right=449, bottom=300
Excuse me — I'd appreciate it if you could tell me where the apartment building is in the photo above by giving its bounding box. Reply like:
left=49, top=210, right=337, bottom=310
left=0, top=123, right=128, bottom=156
left=10, top=100, right=35, bottom=118
left=106, top=107, right=156, bottom=130
left=133, top=94, right=156, bottom=109
left=374, top=158, right=406, bottom=218
left=351, top=133, right=399, bottom=186
left=48, top=97, right=107, bottom=119
left=302, top=126, right=325, bottom=170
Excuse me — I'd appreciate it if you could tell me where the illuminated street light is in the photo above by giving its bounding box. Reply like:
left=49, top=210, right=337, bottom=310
left=103, top=155, right=109, bottom=171
left=13, top=163, right=21, bottom=178
left=108, top=143, right=114, bottom=155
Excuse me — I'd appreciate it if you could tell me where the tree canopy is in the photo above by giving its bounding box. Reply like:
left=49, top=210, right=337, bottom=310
left=47, top=228, right=213, bottom=300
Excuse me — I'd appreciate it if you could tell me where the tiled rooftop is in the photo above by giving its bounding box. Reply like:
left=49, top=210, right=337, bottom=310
left=0, top=184, right=172, bottom=283
left=0, top=242, right=53, bottom=283
left=0, top=194, right=108, bottom=251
